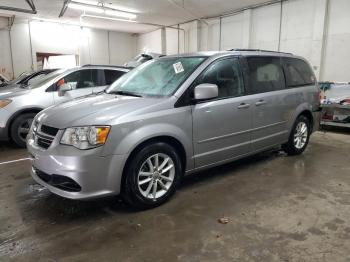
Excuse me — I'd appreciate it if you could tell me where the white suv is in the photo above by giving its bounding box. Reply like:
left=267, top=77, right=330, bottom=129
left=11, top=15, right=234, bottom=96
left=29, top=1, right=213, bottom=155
left=0, top=65, right=129, bottom=147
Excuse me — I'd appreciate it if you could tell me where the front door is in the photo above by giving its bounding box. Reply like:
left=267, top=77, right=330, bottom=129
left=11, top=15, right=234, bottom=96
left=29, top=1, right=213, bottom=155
left=192, top=57, right=253, bottom=168
left=53, top=69, right=99, bottom=104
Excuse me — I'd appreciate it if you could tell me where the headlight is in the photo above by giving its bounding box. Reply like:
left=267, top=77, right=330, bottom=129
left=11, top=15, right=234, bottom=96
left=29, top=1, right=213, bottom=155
left=0, top=99, right=11, bottom=108
left=61, top=126, right=111, bottom=150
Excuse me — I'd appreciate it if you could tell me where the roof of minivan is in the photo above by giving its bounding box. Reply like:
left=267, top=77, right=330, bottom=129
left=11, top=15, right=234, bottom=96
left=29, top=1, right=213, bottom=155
left=163, top=49, right=298, bottom=59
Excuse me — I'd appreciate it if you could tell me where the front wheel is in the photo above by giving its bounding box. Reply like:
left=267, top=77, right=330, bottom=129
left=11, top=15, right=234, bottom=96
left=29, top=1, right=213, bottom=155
left=10, top=113, right=36, bottom=148
left=122, top=142, right=182, bottom=209
left=282, top=115, right=311, bottom=155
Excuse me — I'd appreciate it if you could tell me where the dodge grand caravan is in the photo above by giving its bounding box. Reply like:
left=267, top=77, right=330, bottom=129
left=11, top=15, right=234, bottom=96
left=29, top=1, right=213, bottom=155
left=27, top=50, right=320, bottom=209
left=0, top=65, right=129, bottom=147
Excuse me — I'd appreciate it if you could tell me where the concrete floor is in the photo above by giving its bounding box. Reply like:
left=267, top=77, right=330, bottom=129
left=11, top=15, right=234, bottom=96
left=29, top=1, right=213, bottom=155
left=0, top=131, right=350, bottom=262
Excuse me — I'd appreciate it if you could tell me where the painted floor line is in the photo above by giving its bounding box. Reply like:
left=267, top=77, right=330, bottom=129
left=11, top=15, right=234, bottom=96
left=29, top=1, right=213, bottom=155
left=0, top=158, right=30, bottom=165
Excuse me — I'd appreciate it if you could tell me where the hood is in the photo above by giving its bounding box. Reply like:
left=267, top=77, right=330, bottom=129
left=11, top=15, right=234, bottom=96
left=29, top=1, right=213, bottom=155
left=38, top=93, right=169, bottom=129
left=0, top=84, right=30, bottom=99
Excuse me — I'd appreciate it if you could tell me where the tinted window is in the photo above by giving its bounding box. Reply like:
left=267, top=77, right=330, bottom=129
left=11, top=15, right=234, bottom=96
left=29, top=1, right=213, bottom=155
left=283, top=58, right=315, bottom=87
left=196, top=57, right=244, bottom=99
left=104, top=70, right=125, bottom=85
left=62, top=69, right=99, bottom=89
left=247, top=57, right=285, bottom=94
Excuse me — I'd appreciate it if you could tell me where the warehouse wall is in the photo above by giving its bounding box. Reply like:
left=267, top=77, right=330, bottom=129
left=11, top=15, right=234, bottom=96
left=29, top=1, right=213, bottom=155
left=137, top=0, right=350, bottom=82
left=323, top=0, right=350, bottom=82
left=0, top=17, right=13, bottom=79
left=137, top=29, right=164, bottom=54
left=0, top=19, right=137, bottom=78
left=0, top=29, right=13, bottom=80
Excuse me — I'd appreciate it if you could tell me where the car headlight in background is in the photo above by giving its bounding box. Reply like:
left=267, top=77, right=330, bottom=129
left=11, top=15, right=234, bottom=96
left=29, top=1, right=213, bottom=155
left=0, top=99, right=12, bottom=108
left=61, top=126, right=111, bottom=149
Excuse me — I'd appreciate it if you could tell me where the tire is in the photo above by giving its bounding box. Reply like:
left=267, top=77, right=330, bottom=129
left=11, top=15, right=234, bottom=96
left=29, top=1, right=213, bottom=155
left=10, top=113, right=36, bottom=148
left=122, top=142, right=182, bottom=210
left=282, top=115, right=311, bottom=156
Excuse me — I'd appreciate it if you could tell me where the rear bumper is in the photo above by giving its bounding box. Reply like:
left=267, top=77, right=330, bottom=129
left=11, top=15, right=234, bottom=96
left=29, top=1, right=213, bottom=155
left=312, top=110, right=321, bottom=133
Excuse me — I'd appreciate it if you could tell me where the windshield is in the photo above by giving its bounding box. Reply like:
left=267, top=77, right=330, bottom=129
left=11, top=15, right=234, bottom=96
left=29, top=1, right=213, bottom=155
left=107, top=57, right=206, bottom=97
left=28, top=69, right=66, bottom=89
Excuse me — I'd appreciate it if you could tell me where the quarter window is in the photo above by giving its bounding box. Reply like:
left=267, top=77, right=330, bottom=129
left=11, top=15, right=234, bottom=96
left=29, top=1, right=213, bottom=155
left=246, top=57, right=285, bottom=94
left=104, top=70, right=126, bottom=85
left=283, top=58, right=315, bottom=87
left=195, top=57, right=244, bottom=99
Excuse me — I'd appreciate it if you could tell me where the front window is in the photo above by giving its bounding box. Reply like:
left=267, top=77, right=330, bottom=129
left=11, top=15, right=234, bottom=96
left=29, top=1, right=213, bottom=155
left=107, top=57, right=206, bottom=97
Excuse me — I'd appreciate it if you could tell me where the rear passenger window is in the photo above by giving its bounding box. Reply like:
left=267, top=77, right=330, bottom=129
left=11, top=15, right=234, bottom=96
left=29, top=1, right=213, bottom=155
left=283, top=58, right=315, bottom=87
left=246, top=57, right=285, bottom=94
left=104, top=70, right=126, bottom=85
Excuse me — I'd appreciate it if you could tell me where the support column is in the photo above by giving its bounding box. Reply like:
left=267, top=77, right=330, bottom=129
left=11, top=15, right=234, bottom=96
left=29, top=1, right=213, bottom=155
left=311, top=0, right=329, bottom=80
left=242, top=9, right=252, bottom=48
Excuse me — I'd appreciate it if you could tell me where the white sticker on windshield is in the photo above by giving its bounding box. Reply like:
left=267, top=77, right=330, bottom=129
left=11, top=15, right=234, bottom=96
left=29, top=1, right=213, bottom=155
left=173, top=62, right=184, bottom=74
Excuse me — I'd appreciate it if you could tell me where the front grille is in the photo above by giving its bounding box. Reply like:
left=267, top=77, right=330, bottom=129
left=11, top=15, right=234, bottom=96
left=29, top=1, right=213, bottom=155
left=40, top=125, right=59, bottom=136
left=33, top=124, right=58, bottom=149
left=34, top=167, right=82, bottom=192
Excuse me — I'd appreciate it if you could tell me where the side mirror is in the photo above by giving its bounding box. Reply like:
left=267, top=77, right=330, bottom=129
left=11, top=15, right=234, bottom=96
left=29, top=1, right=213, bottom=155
left=58, top=83, right=72, bottom=97
left=193, top=83, right=218, bottom=101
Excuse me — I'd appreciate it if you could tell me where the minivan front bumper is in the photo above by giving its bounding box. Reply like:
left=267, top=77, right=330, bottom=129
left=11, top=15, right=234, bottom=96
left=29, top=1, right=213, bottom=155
left=27, top=139, right=127, bottom=200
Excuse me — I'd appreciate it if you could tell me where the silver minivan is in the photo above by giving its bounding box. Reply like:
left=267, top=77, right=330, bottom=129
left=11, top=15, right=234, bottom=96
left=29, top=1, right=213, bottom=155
left=0, top=65, right=129, bottom=147
left=27, top=50, right=320, bottom=209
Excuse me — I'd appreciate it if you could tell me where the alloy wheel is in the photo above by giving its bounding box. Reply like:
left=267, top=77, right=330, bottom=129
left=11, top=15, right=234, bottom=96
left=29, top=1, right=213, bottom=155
left=137, top=153, right=175, bottom=200
left=294, top=122, right=308, bottom=149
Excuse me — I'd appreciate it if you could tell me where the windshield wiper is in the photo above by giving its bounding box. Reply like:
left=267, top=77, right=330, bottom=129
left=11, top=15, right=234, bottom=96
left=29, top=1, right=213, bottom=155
left=110, top=91, right=142, bottom=97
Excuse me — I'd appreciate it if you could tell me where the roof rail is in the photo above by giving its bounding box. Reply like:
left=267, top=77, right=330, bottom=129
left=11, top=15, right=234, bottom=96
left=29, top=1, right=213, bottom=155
left=228, top=49, right=293, bottom=55
left=82, top=64, right=132, bottom=69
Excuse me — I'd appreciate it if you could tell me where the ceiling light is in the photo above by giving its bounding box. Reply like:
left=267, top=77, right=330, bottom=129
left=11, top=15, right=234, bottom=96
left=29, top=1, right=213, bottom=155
left=105, top=10, right=137, bottom=19
left=68, top=3, right=104, bottom=14
left=73, top=0, right=99, bottom=5
left=106, top=4, right=140, bottom=14
left=81, top=14, right=137, bottom=23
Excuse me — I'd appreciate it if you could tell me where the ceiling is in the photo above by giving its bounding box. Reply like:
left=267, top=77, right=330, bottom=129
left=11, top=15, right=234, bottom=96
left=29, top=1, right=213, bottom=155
left=0, top=0, right=276, bottom=33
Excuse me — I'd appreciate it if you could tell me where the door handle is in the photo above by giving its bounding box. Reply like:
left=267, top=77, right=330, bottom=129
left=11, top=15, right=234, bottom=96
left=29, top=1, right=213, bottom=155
left=238, top=103, right=250, bottom=109
left=255, top=100, right=267, bottom=106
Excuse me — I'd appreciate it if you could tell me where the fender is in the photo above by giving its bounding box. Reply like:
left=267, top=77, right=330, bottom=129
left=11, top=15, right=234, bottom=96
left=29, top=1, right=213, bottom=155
left=287, top=102, right=314, bottom=137
left=103, top=122, right=194, bottom=171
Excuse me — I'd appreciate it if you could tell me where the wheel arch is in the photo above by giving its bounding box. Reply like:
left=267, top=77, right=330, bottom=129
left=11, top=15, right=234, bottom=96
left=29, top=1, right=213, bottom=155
left=120, top=135, right=187, bottom=194
left=297, top=110, right=314, bottom=132
left=7, top=107, right=43, bottom=138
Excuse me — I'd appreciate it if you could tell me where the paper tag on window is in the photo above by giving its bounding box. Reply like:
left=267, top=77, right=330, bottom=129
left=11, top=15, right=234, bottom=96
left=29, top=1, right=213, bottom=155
left=173, top=62, right=184, bottom=74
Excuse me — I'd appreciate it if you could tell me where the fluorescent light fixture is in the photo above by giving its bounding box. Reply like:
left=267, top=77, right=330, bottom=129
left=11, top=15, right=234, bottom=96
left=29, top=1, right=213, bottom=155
left=31, top=17, right=85, bottom=27
left=106, top=4, right=140, bottom=14
left=81, top=14, right=137, bottom=23
left=68, top=3, right=104, bottom=14
left=73, top=0, right=99, bottom=5
left=105, top=10, right=137, bottom=19
left=68, top=2, right=137, bottom=20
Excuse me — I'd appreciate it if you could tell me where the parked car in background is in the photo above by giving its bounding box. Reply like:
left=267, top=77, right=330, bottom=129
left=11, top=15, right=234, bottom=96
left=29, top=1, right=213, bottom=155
left=0, top=74, right=9, bottom=87
left=0, top=69, right=58, bottom=88
left=125, top=52, right=165, bottom=68
left=27, top=50, right=320, bottom=209
left=0, top=65, right=129, bottom=147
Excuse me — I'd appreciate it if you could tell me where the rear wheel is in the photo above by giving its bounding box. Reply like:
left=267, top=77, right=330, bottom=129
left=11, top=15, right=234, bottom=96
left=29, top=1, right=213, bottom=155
left=122, top=142, right=182, bottom=209
left=282, top=115, right=311, bottom=155
left=10, top=113, right=36, bottom=148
